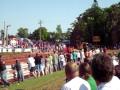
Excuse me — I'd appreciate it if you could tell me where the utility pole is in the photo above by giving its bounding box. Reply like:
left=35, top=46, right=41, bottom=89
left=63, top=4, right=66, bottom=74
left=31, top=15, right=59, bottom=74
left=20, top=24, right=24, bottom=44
left=3, top=21, right=6, bottom=46
left=6, top=25, right=11, bottom=46
left=39, top=20, right=42, bottom=41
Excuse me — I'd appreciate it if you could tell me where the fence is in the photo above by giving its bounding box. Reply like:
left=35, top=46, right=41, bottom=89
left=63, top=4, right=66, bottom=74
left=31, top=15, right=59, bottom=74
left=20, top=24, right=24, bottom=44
left=0, top=48, right=35, bottom=53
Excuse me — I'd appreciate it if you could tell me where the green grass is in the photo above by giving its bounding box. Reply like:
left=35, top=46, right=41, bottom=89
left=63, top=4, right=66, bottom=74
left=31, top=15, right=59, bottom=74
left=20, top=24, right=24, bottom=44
left=1, top=71, right=65, bottom=90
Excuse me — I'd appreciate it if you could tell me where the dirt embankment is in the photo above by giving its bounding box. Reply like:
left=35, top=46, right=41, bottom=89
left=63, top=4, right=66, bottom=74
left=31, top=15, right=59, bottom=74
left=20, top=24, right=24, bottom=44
left=0, top=52, right=44, bottom=65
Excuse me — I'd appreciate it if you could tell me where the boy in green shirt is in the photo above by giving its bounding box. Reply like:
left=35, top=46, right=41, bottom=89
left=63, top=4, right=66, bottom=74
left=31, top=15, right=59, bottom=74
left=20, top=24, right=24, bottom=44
left=79, top=62, right=97, bottom=90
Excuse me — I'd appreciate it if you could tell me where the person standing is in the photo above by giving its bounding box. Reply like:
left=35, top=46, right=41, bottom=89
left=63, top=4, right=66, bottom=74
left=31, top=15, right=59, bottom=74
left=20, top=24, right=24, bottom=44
left=48, top=54, right=53, bottom=74
left=0, top=55, right=10, bottom=87
left=52, top=51, right=59, bottom=71
left=79, top=62, right=97, bottom=90
left=111, top=52, right=118, bottom=66
left=45, top=55, right=49, bottom=75
left=91, top=54, right=120, bottom=90
left=72, top=50, right=77, bottom=62
left=115, top=56, right=120, bottom=79
left=14, top=60, right=24, bottom=83
left=41, top=55, right=45, bottom=76
left=27, top=55, right=36, bottom=78
left=59, top=52, right=66, bottom=70
left=34, top=53, right=41, bottom=77
left=61, top=62, right=90, bottom=90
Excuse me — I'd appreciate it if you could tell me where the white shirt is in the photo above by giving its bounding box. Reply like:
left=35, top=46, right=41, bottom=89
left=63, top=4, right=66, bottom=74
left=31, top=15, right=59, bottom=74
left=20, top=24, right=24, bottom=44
left=113, top=60, right=118, bottom=66
left=97, top=76, right=120, bottom=90
left=28, top=57, right=35, bottom=67
left=76, top=51, right=81, bottom=58
left=61, top=77, right=91, bottom=90
left=95, top=48, right=100, bottom=54
left=81, top=51, right=85, bottom=60
left=112, top=56, right=118, bottom=66
left=59, top=54, right=66, bottom=66
left=59, top=54, right=65, bottom=62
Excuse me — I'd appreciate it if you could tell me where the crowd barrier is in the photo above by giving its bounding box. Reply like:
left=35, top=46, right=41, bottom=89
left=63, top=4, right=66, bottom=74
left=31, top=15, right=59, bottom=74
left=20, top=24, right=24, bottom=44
left=0, top=48, right=34, bottom=53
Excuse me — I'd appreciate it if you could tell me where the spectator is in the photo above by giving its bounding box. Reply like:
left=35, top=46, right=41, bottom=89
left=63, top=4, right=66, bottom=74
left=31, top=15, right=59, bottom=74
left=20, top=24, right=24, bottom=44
left=41, top=55, right=45, bottom=76
left=59, top=52, right=66, bottom=70
left=66, top=52, right=71, bottom=62
left=14, top=60, right=24, bottom=83
left=61, top=62, right=90, bottom=90
left=0, top=55, right=10, bottom=87
left=76, top=50, right=81, bottom=61
left=34, top=53, right=41, bottom=77
left=79, top=62, right=97, bottom=90
left=81, top=49, right=85, bottom=62
left=118, top=51, right=120, bottom=60
left=48, top=54, right=53, bottom=74
left=72, top=50, right=77, bottom=62
left=115, top=57, right=120, bottom=79
left=27, top=55, right=36, bottom=78
left=112, top=52, right=118, bottom=66
left=45, top=55, right=49, bottom=75
left=52, top=51, right=59, bottom=71
left=91, top=54, right=120, bottom=90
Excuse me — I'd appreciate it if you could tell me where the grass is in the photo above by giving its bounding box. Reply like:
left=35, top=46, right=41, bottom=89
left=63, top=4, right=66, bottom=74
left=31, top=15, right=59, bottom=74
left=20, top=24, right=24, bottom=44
left=1, top=71, right=65, bottom=90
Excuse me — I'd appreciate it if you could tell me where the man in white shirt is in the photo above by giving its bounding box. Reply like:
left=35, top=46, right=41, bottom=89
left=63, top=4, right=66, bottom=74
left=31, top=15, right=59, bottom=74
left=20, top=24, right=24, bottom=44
left=97, top=76, right=120, bottom=90
left=59, top=53, right=66, bottom=70
left=61, top=62, right=90, bottom=90
left=27, top=55, right=36, bottom=77
left=91, top=54, right=120, bottom=90
left=112, top=52, right=119, bottom=66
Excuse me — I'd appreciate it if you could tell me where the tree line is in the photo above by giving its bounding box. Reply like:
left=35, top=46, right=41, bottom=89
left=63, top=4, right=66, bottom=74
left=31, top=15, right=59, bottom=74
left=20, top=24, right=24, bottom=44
left=70, top=1, right=120, bottom=47
left=17, top=25, right=67, bottom=43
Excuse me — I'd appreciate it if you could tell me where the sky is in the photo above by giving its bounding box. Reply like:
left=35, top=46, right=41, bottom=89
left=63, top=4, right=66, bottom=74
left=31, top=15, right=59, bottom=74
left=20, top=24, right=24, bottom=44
left=0, top=0, right=120, bottom=35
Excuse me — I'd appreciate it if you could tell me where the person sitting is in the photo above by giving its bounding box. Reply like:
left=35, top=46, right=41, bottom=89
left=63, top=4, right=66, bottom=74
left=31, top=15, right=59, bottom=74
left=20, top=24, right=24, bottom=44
left=91, top=54, right=120, bottom=90
left=61, top=62, right=90, bottom=90
left=79, top=62, right=97, bottom=90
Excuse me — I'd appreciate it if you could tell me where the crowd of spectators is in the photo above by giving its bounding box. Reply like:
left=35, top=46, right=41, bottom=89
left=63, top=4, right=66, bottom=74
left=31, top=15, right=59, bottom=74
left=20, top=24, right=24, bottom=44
left=0, top=43, right=120, bottom=90
left=61, top=46, right=120, bottom=90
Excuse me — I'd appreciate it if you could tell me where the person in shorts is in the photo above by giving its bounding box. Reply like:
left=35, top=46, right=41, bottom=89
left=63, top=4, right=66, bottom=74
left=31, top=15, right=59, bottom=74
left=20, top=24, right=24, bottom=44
left=27, top=55, right=36, bottom=77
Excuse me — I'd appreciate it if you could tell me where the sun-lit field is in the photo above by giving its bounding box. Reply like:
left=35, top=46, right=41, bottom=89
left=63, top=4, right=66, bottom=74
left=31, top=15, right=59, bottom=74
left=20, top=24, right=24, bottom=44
left=1, top=71, right=65, bottom=90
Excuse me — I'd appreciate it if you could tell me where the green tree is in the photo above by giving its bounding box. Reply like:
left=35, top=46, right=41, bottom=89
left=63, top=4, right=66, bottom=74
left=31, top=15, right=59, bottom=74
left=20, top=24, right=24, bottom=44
left=32, top=27, right=48, bottom=40
left=70, top=1, right=108, bottom=46
left=105, top=3, right=120, bottom=45
left=55, top=25, right=62, bottom=41
left=47, top=32, right=56, bottom=42
left=17, top=27, right=29, bottom=38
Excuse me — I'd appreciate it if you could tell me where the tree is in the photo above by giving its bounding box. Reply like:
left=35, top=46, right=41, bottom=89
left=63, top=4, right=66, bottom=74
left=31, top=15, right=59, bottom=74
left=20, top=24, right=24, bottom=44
left=17, top=27, right=29, bottom=38
left=70, top=1, right=109, bottom=46
left=47, top=32, right=56, bottom=42
left=32, top=27, right=48, bottom=40
left=105, top=3, right=120, bottom=45
left=69, top=1, right=120, bottom=47
left=55, top=25, right=62, bottom=42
